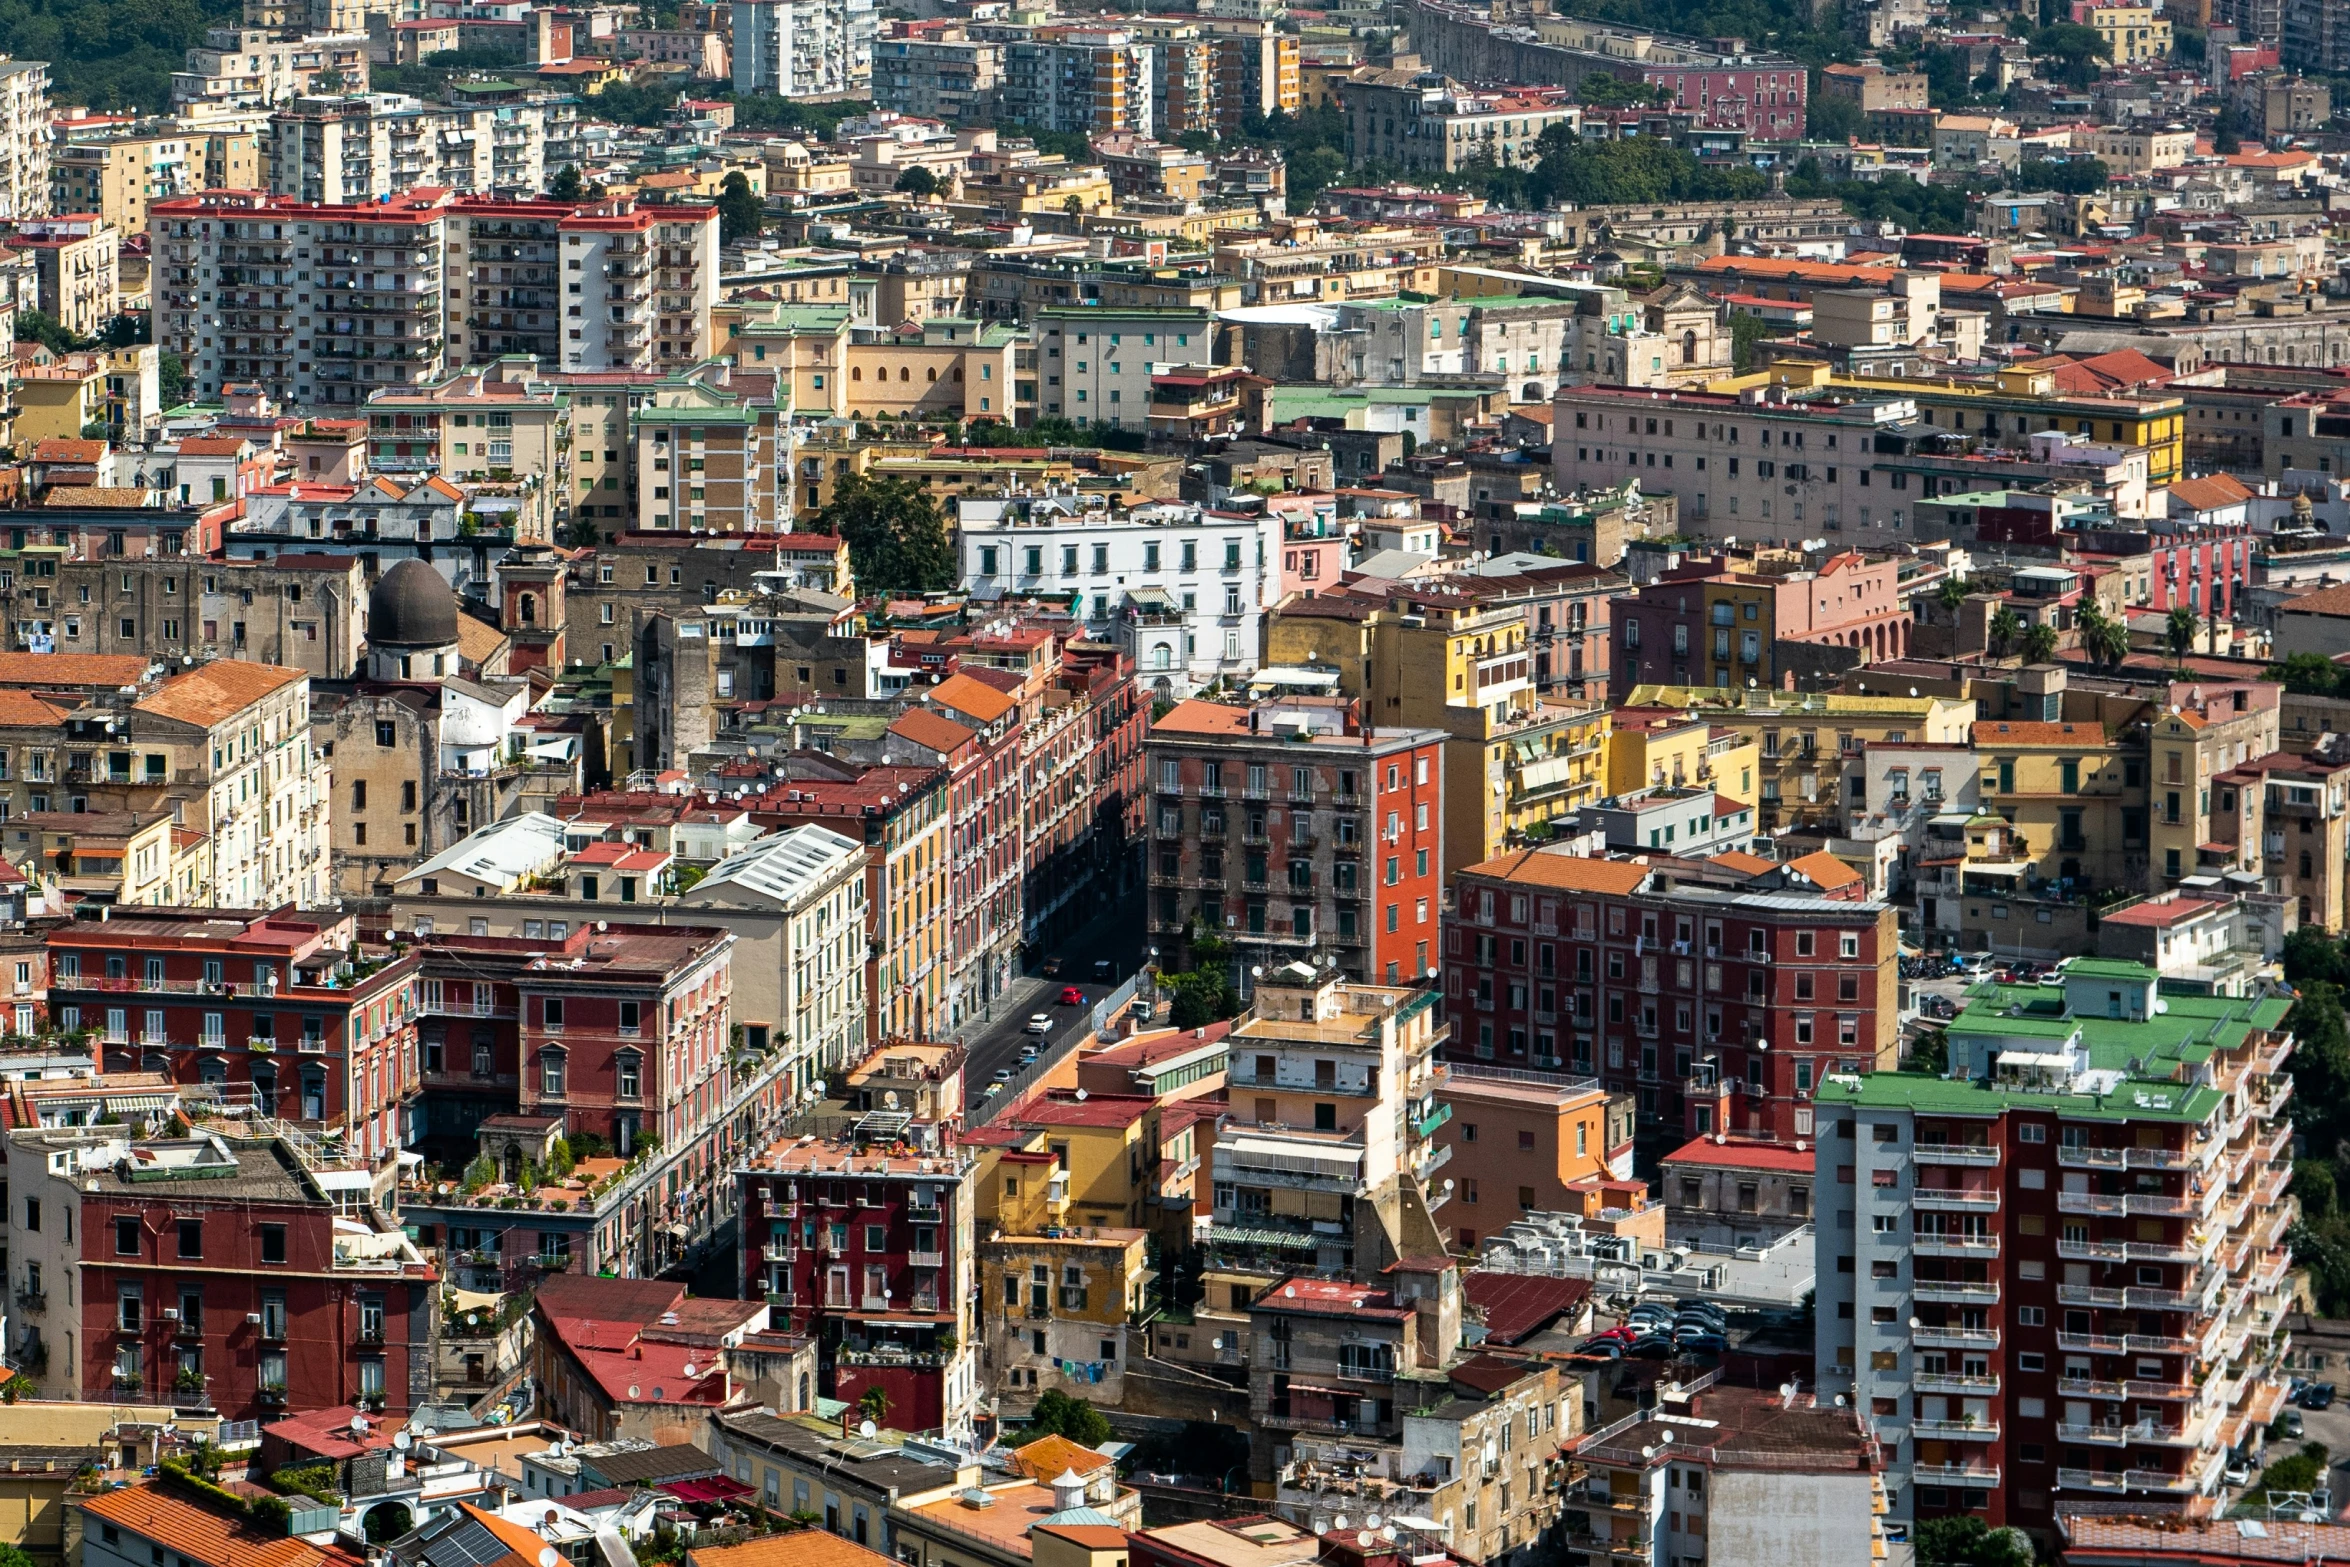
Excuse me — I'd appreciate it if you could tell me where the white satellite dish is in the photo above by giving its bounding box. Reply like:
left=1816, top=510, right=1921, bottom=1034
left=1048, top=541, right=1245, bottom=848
left=351, top=1415, right=369, bottom=1435
left=859, top=1419, right=878, bottom=1439
left=683, top=1363, right=698, bottom=1379
left=393, top=1431, right=413, bottom=1452
left=628, top=1385, right=641, bottom=1399
left=1357, top=1532, right=1376, bottom=1548
left=539, top=1550, right=560, bottom=1567
left=1074, top=1089, right=1088, bottom=1101
left=1333, top=1516, right=1350, bottom=1533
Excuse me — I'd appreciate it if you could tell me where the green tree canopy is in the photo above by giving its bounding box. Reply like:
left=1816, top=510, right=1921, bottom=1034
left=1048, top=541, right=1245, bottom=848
left=818, top=473, right=955, bottom=597
left=895, top=166, right=940, bottom=198
left=1915, top=1517, right=2034, bottom=1567
left=1025, top=1389, right=1113, bottom=1448
left=717, top=171, right=763, bottom=247
left=2029, top=23, right=2112, bottom=87
left=547, top=164, right=586, bottom=201
left=2020, top=622, right=2059, bottom=664
left=2015, top=156, right=2111, bottom=194
left=2267, top=652, right=2350, bottom=698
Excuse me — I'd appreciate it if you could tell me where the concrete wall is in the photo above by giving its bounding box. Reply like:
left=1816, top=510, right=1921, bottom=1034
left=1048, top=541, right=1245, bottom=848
left=1706, top=1469, right=1880, bottom=1566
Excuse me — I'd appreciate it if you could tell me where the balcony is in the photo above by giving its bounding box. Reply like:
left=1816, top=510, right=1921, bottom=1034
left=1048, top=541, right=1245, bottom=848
left=2058, top=1376, right=2128, bottom=1400
left=1910, top=1463, right=1999, bottom=1487
left=2058, top=1422, right=2133, bottom=1446
left=1913, top=1188, right=2001, bottom=1212
left=1912, top=1325, right=1999, bottom=1350
left=1914, top=1372, right=2000, bottom=1395
left=908, top=1249, right=945, bottom=1268
left=1913, top=1281, right=2000, bottom=1305
left=1914, top=1234, right=1999, bottom=1258
left=1912, top=1418, right=2001, bottom=1441
left=1912, top=1144, right=2001, bottom=1167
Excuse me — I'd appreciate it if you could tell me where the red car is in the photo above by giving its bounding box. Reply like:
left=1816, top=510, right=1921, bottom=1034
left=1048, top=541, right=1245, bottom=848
left=1057, top=986, right=1086, bottom=1006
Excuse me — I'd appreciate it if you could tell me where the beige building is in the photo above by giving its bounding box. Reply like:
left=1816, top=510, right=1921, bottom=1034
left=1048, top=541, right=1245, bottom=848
left=14, top=217, right=118, bottom=339
left=364, top=359, right=570, bottom=485
left=2088, top=124, right=2195, bottom=175
left=50, top=136, right=194, bottom=234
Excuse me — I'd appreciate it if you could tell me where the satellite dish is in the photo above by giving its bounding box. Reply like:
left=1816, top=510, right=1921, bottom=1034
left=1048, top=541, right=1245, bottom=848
left=1074, top=1089, right=1088, bottom=1101
left=628, top=1385, right=641, bottom=1399
left=1333, top=1516, right=1350, bottom=1532
left=1366, top=1515, right=1382, bottom=1530
left=883, top=1090, right=901, bottom=1109
left=393, top=1431, right=412, bottom=1452
left=682, top=1363, right=697, bottom=1379
left=859, top=1419, right=878, bottom=1439
left=1210, top=1337, right=1223, bottom=1351
left=1357, top=1533, right=1376, bottom=1549
left=540, top=1551, right=560, bottom=1567
left=351, top=1415, right=369, bottom=1435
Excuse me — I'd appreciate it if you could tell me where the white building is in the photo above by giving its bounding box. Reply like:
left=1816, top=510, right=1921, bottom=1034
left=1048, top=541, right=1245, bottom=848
left=560, top=200, right=721, bottom=374
left=732, top=0, right=876, bottom=97
left=268, top=93, right=573, bottom=203
left=681, top=825, right=869, bottom=1099
left=958, top=493, right=1281, bottom=699
left=1033, top=304, right=1212, bottom=430
left=0, top=60, right=49, bottom=222
left=174, top=29, right=368, bottom=111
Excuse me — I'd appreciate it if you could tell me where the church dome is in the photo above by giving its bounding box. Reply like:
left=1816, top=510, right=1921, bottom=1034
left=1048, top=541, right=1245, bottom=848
left=369, top=559, right=458, bottom=648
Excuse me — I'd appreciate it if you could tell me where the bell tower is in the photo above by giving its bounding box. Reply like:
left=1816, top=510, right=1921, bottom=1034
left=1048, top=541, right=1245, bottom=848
left=500, top=543, right=567, bottom=674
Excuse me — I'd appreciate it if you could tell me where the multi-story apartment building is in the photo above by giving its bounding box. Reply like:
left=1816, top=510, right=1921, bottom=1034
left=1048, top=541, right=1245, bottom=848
left=564, top=199, right=722, bottom=375
left=751, top=768, right=951, bottom=1045
left=268, top=93, right=567, bottom=203
left=50, top=134, right=193, bottom=236
left=872, top=34, right=1001, bottom=121
left=1145, top=695, right=1446, bottom=987
left=682, top=823, right=870, bottom=1097
left=173, top=29, right=366, bottom=110
left=999, top=30, right=1156, bottom=139
left=901, top=674, right=1024, bottom=1028
left=1816, top=958, right=2296, bottom=1536
left=0, top=60, right=45, bottom=223
left=48, top=907, right=417, bottom=1153
left=445, top=199, right=570, bottom=365
left=1621, top=683, right=1977, bottom=832
left=1340, top=76, right=1578, bottom=173
left=152, top=188, right=446, bottom=409
left=1567, top=1379, right=1888, bottom=1564
left=1121, top=20, right=1218, bottom=137
left=364, top=359, right=569, bottom=484
left=1443, top=846, right=1899, bottom=1147
left=5, top=1124, right=434, bottom=1419
left=1032, top=305, right=1211, bottom=431
left=959, top=493, right=1278, bottom=699
left=1211, top=962, right=1450, bottom=1279
left=979, top=1170, right=1151, bottom=1418
left=11, top=214, right=116, bottom=338
left=2211, top=735, right=2350, bottom=930
left=1610, top=549, right=1913, bottom=697
left=1431, top=1061, right=1633, bottom=1251
left=732, top=0, right=877, bottom=96
left=736, top=1088, right=980, bottom=1438
left=1247, top=1268, right=1460, bottom=1449
left=1268, top=581, right=1610, bottom=875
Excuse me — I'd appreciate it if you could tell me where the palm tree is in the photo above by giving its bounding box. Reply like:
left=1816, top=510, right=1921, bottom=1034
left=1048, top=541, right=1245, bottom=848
left=2166, top=604, right=2198, bottom=664
left=1988, top=605, right=2022, bottom=660
left=2093, top=617, right=2131, bottom=670
left=2022, top=623, right=2059, bottom=664
left=1937, top=575, right=1970, bottom=624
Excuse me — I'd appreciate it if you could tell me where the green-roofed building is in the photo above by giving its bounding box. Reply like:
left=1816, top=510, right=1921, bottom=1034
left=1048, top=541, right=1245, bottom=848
left=1815, top=953, right=2297, bottom=1540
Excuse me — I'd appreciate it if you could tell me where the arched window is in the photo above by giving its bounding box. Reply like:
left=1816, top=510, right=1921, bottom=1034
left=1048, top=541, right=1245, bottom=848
left=851, top=366, right=863, bottom=381
left=1682, top=328, right=1698, bottom=363
left=519, top=593, right=536, bottom=625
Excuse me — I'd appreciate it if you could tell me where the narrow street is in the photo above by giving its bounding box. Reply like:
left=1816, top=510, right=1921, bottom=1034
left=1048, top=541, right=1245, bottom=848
left=961, top=886, right=1151, bottom=1109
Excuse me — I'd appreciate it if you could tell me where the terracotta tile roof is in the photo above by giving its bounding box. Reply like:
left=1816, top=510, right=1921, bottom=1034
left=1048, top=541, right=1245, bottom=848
left=2279, top=583, right=2350, bottom=618
left=1707, top=851, right=1775, bottom=875
left=1459, top=848, right=1652, bottom=895
left=1971, top=720, right=2106, bottom=744
left=79, top=1483, right=364, bottom=1567
left=888, top=706, right=976, bottom=755
left=175, top=438, right=254, bottom=456
left=1150, top=700, right=1250, bottom=736
left=927, top=671, right=1017, bottom=724
left=1779, top=850, right=1863, bottom=891
left=1010, top=1434, right=1117, bottom=1480
left=0, top=652, right=148, bottom=688
left=42, top=487, right=152, bottom=508
left=0, top=689, right=71, bottom=728
left=455, top=1505, right=551, bottom=1567
left=29, top=438, right=105, bottom=463
left=136, top=661, right=305, bottom=728
left=2166, top=473, right=2253, bottom=513
left=687, top=1535, right=901, bottom=1567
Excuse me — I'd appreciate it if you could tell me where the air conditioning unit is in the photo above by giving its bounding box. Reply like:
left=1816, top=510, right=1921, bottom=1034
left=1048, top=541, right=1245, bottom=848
left=246, top=1312, right=263, bottom=1324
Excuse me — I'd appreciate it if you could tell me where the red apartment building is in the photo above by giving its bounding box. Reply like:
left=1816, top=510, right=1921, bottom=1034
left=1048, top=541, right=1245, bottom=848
left=736, top=1114, right=978, bottom=1436
left=1145, top=697, right=1447, bottom=986
left=1443, top=849, right=1898, bottom=1148
left=4, top=1126, right=433, bottom=1421
left=514, top=924, right=733, bottom=1161
left=50, top=909, right=418, bottom=1158
left=905, top=670, right=1026, bottom=1028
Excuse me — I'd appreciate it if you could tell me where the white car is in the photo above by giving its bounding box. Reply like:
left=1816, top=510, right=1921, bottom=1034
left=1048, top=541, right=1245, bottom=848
left=1025, top=1013, right=1053, bottom=1034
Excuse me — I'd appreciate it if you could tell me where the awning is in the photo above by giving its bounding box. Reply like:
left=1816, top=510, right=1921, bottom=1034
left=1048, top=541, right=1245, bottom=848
left=102, top=1094, right=176, bottom=1114
left=659, top=1477, right=753, bottom=1505
left=1208, top=1224, right=1320, bottom=1251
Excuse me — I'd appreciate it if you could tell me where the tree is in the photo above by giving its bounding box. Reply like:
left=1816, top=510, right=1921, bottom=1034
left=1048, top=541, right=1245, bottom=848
left=2268, top=652, right=2350, bottom=698
left=547, top=164, right=586, bottom=201
left=2021, top=622, right=2059, bottom=664
left=2028, top=23, right=2111, bottom=87
left=1804, top=90, right=1863, bottom=142
left=818, top=473, right=955, bottom=596
left=1915, top=1518, right=2033, bottom=1567
left=1026, top=1388, right=1114, bottom=1448
left=2284, top=926, right=2350, bottom=988
left=1937, top=575, right=1970, bottom=620
left=1730, top=312, right=1774, bottom=372
left=2015, top=156, right=2110, bottom=194
left=717, top=172, right=763, bottom=247
left=894, top=165, right=939, bottom=198
left=2214, top=101, right=2245, bottom=154
left=1988, top=605, right=2022, bottom=659
left=2166, top=604, right=2198, bottom=663
left=2090, top=617, right=2130, bottom=669
left=1575, top=72, right=1672, bottom=107
left=857, top=1385, right=891, bottom=1426
left=14, top=309, right=89, bottom=357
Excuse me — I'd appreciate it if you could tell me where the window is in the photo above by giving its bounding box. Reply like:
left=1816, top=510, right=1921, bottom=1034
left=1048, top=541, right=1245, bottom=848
left=176, top=1220, right=201, bottom=1259
left=114, top=1217, right=139, bottom=1256
left=541, top=1050, right=567, bottom=1097
left=259, top=1224, right=287, bottom=1264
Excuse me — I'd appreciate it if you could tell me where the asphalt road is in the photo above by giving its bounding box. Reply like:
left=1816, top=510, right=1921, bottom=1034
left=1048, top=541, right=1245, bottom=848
left=961, top=887, right=1150, bottom=1111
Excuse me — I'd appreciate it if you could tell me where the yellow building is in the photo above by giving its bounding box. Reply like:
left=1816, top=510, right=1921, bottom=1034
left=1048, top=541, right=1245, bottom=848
left=50, top=134, right=192, bottom=235
left=1268, top=588, right=1610, bottom=871
left=1605, top=708, right=1760, bottom=809
left=2083, top=4, right=2171, bottom=61
left=977, top=1093, right=1161, bottom=1231
left=6, top=810, right=187, bottom=906
left=1971, top=716, right=2137, bottom=891
left=977, top=1168, right=1153, bottom=1415
left=1622, top=685, right=1977, bottom=829
left=12, top=354, right=106, bottom=445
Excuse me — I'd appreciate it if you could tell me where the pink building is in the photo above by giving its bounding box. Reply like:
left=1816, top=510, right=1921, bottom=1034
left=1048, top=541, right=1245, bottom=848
left=1644, top=62, right=1808, bottom=139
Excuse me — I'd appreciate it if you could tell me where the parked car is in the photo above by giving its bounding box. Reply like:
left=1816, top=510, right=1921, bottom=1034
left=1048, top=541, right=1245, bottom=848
left=1092, top=959, right=1115, bottom=982
left=1588, top=1325, right=1640, bottom=1343
left=1025, top=1013, right=1053, bottom=1034
left=1626, top=1336, right=1677, bottom=1359
left=993, top=1068, right=1015, bottom=1082
left=2304, top=1383, right=2337, bottom=1409
left=1058, top=986, right=1086, bottom=1006
left=1675, top=1332, right=1728, bottom=1355
left=1576, top=1339, right=1624, bottom=1359
left=2276, top=1409, right=2306, bottom=1440
left=983, top=1082, right=1004, bottom=1098
left=1040, top=956, right=1062, bottom=977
